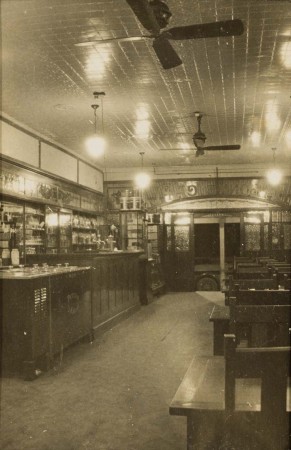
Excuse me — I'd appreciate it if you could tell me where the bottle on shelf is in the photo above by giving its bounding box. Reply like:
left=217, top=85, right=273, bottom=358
left=96, top=234, right=105, bottom=250
left=107, top=234, right=114, bottom=251
left=10, top=225, right=17, bottom=249
left=11, top=248, right=20, bottom=266
left=2, top=249, right=11, bottom=266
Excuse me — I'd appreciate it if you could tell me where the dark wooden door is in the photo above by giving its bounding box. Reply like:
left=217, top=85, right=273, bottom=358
left=194, top=223, right=219, bottom=258
left=162, top=216, right=194, bottom=291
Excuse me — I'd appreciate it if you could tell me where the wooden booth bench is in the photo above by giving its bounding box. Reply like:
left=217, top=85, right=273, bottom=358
left=235, top=266, right=272, bottom=279
left=209, top=305, right=230, bottom=355
left=210, top=289, right=290, bottom=355
left=275, top=266, right=291, bottom=286
left=224, top=274, right=278, bottom=305
left=283, top=273, right=291, bottom=290
left=170, top=305, right=291, bottom=450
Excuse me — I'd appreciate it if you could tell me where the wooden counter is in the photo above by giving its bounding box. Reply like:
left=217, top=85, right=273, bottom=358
left=26, top=251, right=142, bottom=337
left=0, top=266, right=91, bottom=380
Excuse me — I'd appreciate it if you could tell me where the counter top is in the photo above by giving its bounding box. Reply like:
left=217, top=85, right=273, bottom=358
left=0, top=265, right=91, bottom=280
left=27, top=250, right=144, bottom=259
left=59, top=250, right=144, bottom=256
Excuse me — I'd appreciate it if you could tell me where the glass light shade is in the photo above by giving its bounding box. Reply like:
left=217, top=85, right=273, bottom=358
left=250, top=131, right=261, bottom=147
left=86, top=135, right=106, bottom=157
left=46, top=213, right=58, bottom=227
left=266, top=168, right=283, bottom=186
left=174, top=215, right=190, bottom=225
left=134, top=120, right=151, bottom=140
left=134, top=172, right=151, bottom=189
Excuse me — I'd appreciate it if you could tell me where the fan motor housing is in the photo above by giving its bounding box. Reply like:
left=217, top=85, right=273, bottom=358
left=150, top=0, right=172, bottom=28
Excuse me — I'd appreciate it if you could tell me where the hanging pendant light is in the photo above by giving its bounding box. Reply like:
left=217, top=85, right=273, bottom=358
left=266, top=148, right=283, bottom=186
left=86, top=92, right=106, bottom=158
left=134, top=152, right=151, bottom=189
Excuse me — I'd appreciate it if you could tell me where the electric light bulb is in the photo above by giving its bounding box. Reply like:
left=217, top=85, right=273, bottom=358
left=86, top=135, right=106, bottom=157
left=266, top=168, right=283, bottom=186
left=134, top=172, right=151, bottom=189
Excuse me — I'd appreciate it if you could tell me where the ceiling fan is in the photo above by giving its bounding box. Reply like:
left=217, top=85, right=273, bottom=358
left=75, top=0, right=244, bottom=70
left=159, top=112, right=241, bottom=157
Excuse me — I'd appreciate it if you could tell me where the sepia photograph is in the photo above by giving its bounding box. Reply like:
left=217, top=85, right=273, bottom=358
left=1, top=1, right=291, bottom=449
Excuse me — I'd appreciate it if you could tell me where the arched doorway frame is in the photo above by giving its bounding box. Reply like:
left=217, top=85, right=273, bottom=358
left=160, top=195, right=290, bottom=290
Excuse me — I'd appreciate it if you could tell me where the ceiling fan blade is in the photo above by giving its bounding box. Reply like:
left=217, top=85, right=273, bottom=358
left=204, top=145, right=241, bottom=150
left=75, top=36, right=148, bottom=46
left=166, top=19, right=244, bottom=40
left=158, top=148, right=193, bottom=151
left=126, top=0, right=160, bottom=35
left=152, top=36, right=182, bottom=69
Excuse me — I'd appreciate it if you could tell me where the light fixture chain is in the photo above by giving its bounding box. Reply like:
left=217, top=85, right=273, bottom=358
left=87, top=91, right=106, bottom=158
left=94, top=106, right=97, bottom=134
left=272, top=147, right=277, bottom=164
left=101, top=96, right=105, bottom=134
left=139, top=151, right=145, bottom=168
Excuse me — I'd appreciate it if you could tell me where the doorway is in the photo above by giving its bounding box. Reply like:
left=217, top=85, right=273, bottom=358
left=194, top=223, right=220, bottom=259
left=225, top=223, right=241, bottom=258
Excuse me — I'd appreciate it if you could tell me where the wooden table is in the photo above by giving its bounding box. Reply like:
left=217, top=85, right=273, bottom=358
left=169, top=354, right=291, bottom=450
left=209, top=305, right=230, bottom=355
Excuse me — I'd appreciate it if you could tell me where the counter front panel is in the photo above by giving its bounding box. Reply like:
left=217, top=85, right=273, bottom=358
left=26, top=251, right=142, bottom=337
left=0, top=266, right=91, bottom=380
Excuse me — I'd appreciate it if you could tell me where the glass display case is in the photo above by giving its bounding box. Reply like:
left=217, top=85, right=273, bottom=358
left=45, top=208, right=73, bottom=254
left=0, top=197, right=105, bottom=258
left=72, top=213, right=98, bottom=251
left=45, top=206, right=59, bottom=254
left=120, top=210, right=145, bottom=251
left=24, top=204, right=45, bottom=255
left=0, top=201, right=24, bottom=263
left=59, top=209, right=72, bottom=254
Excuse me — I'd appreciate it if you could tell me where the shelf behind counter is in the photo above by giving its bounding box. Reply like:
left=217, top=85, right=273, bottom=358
left=26, top=250, right=142, bottom=339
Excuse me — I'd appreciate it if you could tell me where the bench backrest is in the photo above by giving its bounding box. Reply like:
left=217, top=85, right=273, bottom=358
left=269, top=264, right=291, bottom=275
left=235, top=266, right=272, bottom=279
left=283, top=274, right=291, bottom=290
left=267, top=263, right=291, bottom=268
left=257, top=257, right=279, bottom=265
left=232, top=289, right=290, bottom=305
left=233, top=275, right=277, bottom=290
left=236, top=263, right=261, bottom=270
left=224, top=334, right=291, bottom=449
left=225, top=275, right=280, bottom=305
left=228, top=301, right=291, bottom=347
left=233, top=256, right=255, bottom=271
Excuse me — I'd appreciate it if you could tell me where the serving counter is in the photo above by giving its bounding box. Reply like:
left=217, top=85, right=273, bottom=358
left=0, top=265, right=91, bottom=380
left=26, top=251, right=142, bottom=337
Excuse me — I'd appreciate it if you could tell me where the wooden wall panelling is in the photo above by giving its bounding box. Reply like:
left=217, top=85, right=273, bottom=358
left=121, top=261, right=127, bottom=305
left=130, top=256, right=139, bottom=304
left=108, top=260, right=116, bottom=312
left=1, top=277, right=50, bottom=379
left=99, top=262, right=107, bottom=317
left=91, top=263, right=102, bottom=326
left=115, top=258, right=123, bottom=311
left=24, top=253, right=141, bottom=337
left=127, top=257, right=133, bottom=304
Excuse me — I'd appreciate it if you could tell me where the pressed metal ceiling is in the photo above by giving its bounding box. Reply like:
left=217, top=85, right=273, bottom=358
left=2, top=0, right=291, bottom=171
